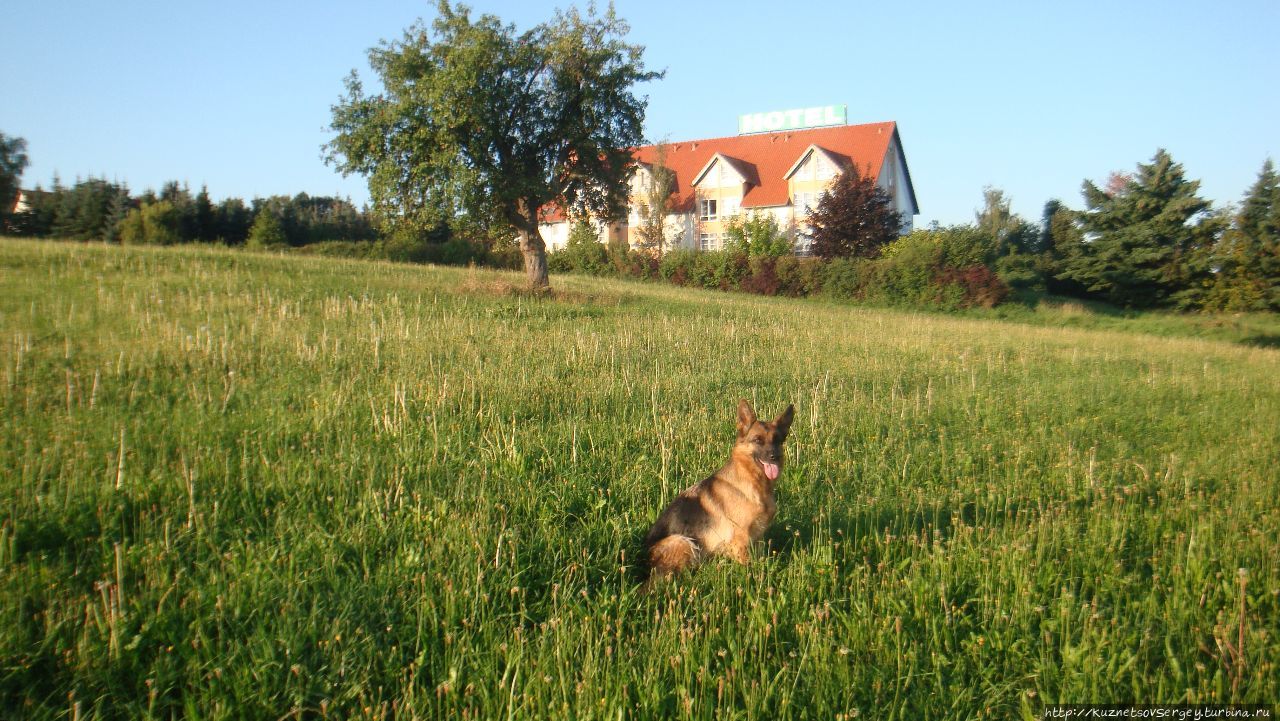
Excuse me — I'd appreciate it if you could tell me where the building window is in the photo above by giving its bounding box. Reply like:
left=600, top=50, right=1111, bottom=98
left=815, top=154, right=835, bottom=180
left=722, top=197, right=740, bottom=217
left=699, top=232, right=721, bottom=251
left=794, top=191, right=816, bottom=216
left=794, top=232, right=814, bottom=257
left=698, top=198, right=717, bottom=221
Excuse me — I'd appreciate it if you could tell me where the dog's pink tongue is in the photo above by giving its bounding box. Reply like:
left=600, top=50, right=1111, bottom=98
left=763, top=462, right=780, bottom=481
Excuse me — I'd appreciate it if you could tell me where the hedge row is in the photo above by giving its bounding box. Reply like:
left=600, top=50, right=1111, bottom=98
left=549, top=228, right=1009, bottom=310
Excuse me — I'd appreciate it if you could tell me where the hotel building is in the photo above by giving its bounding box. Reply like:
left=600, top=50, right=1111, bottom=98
left=539, top=117, right=918, bottom=255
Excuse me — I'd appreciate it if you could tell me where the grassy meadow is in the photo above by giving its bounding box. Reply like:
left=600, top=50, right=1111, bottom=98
left=1, top=238, right=1277, bottom=719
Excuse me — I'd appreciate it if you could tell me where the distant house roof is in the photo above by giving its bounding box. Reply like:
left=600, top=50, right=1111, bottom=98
left=635, top=121, right=914, bottom=212
left=540, top=121, right=916, bottom=223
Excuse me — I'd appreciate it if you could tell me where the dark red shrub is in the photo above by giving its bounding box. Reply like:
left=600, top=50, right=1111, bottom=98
left=741, top=257, right=781, bottom=296
left=935, top=265, right=1009, bottom=308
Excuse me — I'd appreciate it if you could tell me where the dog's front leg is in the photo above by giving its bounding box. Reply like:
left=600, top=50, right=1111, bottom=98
left=726, top=533, right=752, bottom=565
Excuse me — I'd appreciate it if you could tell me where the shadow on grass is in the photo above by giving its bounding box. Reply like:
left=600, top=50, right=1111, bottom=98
left=1241, top=334, right=1280, bottom=349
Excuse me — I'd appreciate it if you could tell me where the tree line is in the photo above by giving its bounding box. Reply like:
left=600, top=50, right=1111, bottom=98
left=755, top=147, right=1279, bottom=313
left=5, top=0, right=1277, bottom=315
left=0, top=137, right=375, bottom=250
left=544, top=149, right=1279, bottom=313
left=975, top=150, right=1279, bottom=312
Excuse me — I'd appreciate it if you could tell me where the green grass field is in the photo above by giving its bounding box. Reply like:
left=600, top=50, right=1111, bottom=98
left=2, top=239, right=1276, bottom=719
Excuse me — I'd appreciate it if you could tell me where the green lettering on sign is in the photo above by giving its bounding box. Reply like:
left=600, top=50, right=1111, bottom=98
left=738, top=105, right=847, bottom=134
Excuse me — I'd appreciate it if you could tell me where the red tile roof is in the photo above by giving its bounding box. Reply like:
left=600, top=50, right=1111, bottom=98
left=636, top=121, right=901, bottom=212
left=540, top=121, right=909, bottom=222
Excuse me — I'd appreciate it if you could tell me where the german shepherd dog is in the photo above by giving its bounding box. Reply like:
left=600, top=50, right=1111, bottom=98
left=644, top=400, right=795, bottom=580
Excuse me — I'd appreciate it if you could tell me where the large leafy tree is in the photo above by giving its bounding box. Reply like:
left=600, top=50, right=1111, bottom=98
left=976, top=186, right=1039, bottom=254
left=326, top=1, right=660, bottom=290
left=975, top=186, right=1016, bottom=244
left=807, top=168, right=903, bottom=259
left=1059, top=149, right=1220, bottom=308
left=1, top=132, right=30, bottom=229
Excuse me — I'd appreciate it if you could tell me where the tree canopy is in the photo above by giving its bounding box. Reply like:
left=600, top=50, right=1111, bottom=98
left=806, top=168, right=903, bottom=259
left=326, top=1, right=661, bottom=289
left=1058, top=149, right=1220, bottom=308
left=1, top=132, right=30, bottom=229
left=1204, top=159, right=1280, bottom=310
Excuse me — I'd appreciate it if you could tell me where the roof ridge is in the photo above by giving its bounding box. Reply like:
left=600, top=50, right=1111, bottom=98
left=640, top=120, right=897, bottom=150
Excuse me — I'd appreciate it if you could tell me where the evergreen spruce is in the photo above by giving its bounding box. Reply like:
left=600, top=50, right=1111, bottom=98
left=1205, top=160, right=1280, bottom=310
left=1058, top=149, right=1220, bottom=308
left=195, top=185, right=216, bottom=242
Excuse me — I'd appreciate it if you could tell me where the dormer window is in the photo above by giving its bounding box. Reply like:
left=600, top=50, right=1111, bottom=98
left=699, top=198, right=718, bottom=221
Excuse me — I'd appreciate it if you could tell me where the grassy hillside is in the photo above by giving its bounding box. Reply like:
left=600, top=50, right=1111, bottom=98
left=1, top=239, right=1276, bottom=719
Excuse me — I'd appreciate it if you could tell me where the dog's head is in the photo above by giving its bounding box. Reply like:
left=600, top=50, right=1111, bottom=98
left=734, top=399, right=795, bottom=482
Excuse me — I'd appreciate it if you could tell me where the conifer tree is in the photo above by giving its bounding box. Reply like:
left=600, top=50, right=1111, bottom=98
left=1058, top=149, right=1220, bottom=308
left=1205, top=159, right=1280, bottom=310
left=0, top=132, right=28, bottom=230
left=194, top=185, right=216, bottom=242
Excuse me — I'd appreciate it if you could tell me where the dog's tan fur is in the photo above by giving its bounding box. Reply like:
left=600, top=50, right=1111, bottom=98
left=644, top=400, right=795, bottom=580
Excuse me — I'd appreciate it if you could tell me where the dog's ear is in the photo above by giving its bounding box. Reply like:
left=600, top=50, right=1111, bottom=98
left=773, top=404, right=795, bottom=442
left=736, top=399, right=757, bottom=437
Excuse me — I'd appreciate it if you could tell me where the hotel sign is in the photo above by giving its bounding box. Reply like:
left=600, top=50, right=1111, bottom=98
left=738, top=105, right=847, bottom=135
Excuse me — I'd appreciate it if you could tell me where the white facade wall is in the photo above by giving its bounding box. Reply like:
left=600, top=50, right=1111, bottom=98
left=876, top=138, right=915, bottom=234
left=539, top=138, right=917, bottom=252
left=539, top=217, right=614, bottom=251
left=540, top=220, right=571, bottom=251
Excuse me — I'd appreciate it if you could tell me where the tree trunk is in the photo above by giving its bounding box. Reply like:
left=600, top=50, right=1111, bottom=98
left=520, top=227, right=550, bottom=292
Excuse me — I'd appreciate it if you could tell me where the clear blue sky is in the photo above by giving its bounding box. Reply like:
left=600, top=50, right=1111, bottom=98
left=4, top=0, right=1277, bottom=227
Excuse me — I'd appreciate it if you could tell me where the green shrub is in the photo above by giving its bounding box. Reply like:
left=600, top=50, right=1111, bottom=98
left=485, top=239, right=524, bottom=271
left=659, top=249, right=698, bottom=286
left=548, top=221, right=610, bottom=275
left=995, top=251, right=1047, bottom=292
left=690, top=251, right=750, bottom=291
left=533, top=221, right=1012, bottom=310
left=723, top=215, right=793, bottom=258
left=293, top=240, right=385, bottom=260
left=815, top=228, right=1009, bottom=309
left=612, top=248, right=660, bottom=280
left=818, top=258, right=869, bottom=300
left=246, top=212, right=288, bottom=250
left=116, top=207, right=145, bottom=245
left=119, top=201, right=184, bottom=246
left=936, top=265, right=1009, bottom=308
left=772, top=256, right=824, bottom=297
left=423, top=237, right=486, bottom=266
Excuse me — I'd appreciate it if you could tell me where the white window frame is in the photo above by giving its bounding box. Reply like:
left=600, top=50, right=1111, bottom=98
left=722, top=196, right=740, bottom=217
left=699, top=232, right=721, bottom=251
left=698, top=198, right=718, bottom=222
left=794, top=191, right=816, bottom=216
left=794, top=230, right=814, bottom=257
